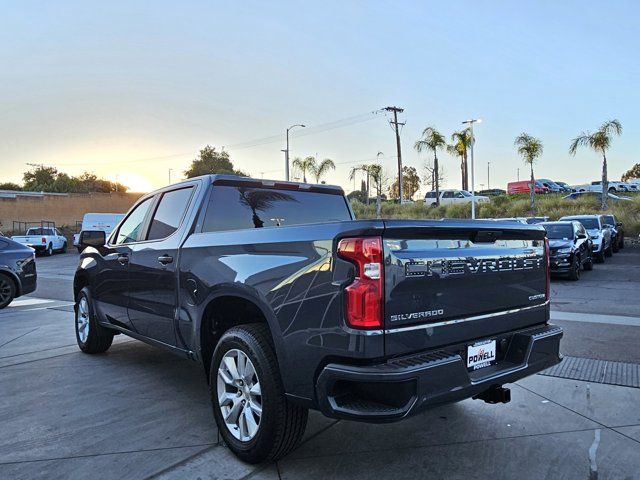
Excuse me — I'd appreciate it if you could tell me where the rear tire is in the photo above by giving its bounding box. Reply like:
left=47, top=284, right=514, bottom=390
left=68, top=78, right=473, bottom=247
left=605, top=243, right=613, bottom=257
left=583, top=255, right=594, bottom=271
left=45, top=243, right=53, bottom=256
left=210, top=324, right=308, bottom=464
left=75, top=287, right=114, bottom=353
left=0, top=273, right=16, bottom=309
left=619, top=235, right=625, bottom=249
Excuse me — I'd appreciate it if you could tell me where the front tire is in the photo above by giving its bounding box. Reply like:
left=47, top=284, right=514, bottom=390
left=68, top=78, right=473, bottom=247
left=60, top=241, right=67, bottom=253
left=0, top=274, right=16, bottom=309
left=75, top=287, right=114, bottom=353
left=568, top=256, right=580, bottom=281
left=210, top=324, right=308, bottom=464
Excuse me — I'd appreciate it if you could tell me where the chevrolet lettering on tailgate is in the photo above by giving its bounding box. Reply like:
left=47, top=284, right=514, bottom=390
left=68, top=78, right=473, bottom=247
left=405, top=255, right=544, bottom=278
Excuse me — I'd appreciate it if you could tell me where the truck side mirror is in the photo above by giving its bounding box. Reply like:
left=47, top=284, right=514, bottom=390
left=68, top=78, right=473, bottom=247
left=79, top=230, right=106, bottom=248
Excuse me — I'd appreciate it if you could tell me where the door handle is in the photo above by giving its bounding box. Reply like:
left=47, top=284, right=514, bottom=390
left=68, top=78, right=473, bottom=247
left=158, top=254, right=173, bottom=265
left=117, top=254, right=129, bottom=265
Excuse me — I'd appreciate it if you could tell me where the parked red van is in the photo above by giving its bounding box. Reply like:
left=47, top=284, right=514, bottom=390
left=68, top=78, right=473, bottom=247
left=507, top=180, right=549, bottom=195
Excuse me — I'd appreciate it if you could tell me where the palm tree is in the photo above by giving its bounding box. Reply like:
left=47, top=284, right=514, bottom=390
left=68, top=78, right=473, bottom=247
left=237, top=188, right=296, bottom=228
left=368, top=164, right=384, bottom=218
left=514, top=133, right=544, bottom=214
left=449, top=128, right=472, bottom=190
left=415, top=127, right=446, bottom=206
left=291, top=156, right=315, bottom=183
left=569, top=119, right=622, bottom=209
left=292, top=156, right=335, bottom=183
left=312, top=158, right=335, bottom=183
left=348, top=164, right=371, bottom=203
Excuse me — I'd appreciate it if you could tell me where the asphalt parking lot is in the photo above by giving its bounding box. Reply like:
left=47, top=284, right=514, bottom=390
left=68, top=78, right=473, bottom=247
left=1, top=248, right=639, bottom=479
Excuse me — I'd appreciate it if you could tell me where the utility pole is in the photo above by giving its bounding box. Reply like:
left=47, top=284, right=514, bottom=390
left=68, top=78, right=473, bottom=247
left=384, top=106, right=405, bottom=202
left=517, top=168, right=520, bottom=181
left=168, top=168, right=173, bottom=184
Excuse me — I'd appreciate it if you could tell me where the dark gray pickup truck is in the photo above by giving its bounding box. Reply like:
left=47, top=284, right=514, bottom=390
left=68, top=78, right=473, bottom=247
left=74, top=174, right=562, bottom=463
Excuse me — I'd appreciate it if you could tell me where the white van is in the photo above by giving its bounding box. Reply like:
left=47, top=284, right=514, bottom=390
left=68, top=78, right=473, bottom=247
left=73, top=213, right=125, bottom=252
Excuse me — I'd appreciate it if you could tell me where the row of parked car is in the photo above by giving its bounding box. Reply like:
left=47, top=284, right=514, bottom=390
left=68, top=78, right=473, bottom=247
left=507, top=179, right=639, bottom=195
left=495, top=214, right=624, bottom=281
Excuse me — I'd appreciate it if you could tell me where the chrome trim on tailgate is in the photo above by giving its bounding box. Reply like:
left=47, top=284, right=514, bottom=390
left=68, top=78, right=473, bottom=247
left=385, top=301, right=550, bottom=334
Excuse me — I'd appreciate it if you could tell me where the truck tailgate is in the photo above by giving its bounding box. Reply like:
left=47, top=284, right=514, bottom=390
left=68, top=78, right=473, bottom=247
left=383, top=220, right=549, bottom=355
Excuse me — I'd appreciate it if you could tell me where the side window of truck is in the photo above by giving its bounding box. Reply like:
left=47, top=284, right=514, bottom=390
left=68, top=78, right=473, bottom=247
left=146, top=187, right=194, bottom=241
left=114, top=197, right=153, bottom=245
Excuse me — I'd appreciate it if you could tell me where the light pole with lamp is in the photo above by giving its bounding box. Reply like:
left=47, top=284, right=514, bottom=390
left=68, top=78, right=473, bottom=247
left=284, top=124, right=305, bottom=181
left=462, top=118, right=482, bottom=219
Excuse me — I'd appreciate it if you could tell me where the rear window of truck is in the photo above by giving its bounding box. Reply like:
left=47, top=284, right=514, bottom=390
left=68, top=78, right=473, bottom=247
left=202, top=185, right=351, bottom=232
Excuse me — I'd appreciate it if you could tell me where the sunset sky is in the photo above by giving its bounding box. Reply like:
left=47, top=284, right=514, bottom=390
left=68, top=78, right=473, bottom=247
left=2, top=1, right=639, bottom=193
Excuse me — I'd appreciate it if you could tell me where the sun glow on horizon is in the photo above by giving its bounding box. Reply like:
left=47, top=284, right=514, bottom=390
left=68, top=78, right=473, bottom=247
left=111, top=173, right=153, bottom=193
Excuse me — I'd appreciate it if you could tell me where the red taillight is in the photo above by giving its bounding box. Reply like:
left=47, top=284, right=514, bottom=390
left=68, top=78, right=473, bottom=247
left=337, top=236, right=383, bottom=329
left=544, top=237, right=550, bottom=301
left=41, top=237, right=47, bottom=244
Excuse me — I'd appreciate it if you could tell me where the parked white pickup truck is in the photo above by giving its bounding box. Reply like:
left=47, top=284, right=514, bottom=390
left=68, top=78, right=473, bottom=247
left=11, top=227, right=67, bottom=256
left=573, top=181, right=635, bottom=193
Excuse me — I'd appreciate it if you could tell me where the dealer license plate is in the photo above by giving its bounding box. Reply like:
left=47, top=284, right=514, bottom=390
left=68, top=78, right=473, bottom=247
left=467, top=339, right=497, bottom=370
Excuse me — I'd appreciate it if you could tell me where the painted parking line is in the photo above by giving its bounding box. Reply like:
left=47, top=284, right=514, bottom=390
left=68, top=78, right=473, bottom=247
left=6, top=298, right=52, bottom=307
left=551, top=310, right=640, bottom=327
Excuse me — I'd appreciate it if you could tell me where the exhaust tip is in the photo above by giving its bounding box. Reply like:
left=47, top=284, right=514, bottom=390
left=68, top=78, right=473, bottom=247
left=473, top=386, right=511, bottom=404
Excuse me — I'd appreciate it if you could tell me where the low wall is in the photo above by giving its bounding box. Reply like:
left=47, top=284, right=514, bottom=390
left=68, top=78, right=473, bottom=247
left=0, top=191, right=143, bottom=234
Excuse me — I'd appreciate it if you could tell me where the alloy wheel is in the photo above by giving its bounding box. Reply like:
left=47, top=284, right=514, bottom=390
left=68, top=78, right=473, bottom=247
left=0, top=278, right=12, bottom=305
left=217, top=349, right=262, bottom=442
left=76, top=296, right=90, bottom=343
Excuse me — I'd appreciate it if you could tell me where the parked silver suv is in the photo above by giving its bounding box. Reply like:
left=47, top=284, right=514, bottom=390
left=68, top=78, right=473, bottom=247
left=559, top=215, right=612, bottom=263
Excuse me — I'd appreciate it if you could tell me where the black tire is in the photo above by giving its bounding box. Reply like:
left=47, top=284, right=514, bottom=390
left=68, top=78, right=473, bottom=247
left=45, top=243, right=53, bottom=256
left=210, top=324, right=308, bottom=464
left=595, top=251, right=605, bottom=263
left=619, top=235, right=625, bottom=250
left=0, top=273, right=16, bottom=309
left=583, top=255, right=594, bottom=271
left=605, top=243, right=613, bottom=257
left=60, top=241, right=67, bottom=253
left=75, top=287, right=114, bottom=353
left=568, top=256, right=580, bottom=281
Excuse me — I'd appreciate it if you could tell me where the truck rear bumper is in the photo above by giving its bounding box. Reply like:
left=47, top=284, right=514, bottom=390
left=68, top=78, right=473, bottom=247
left=315, top=324, right=562, bottom=422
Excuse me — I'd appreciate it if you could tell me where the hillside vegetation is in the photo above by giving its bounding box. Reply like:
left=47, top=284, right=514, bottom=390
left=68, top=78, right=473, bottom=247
left=352, top=193, right=640, bottom=236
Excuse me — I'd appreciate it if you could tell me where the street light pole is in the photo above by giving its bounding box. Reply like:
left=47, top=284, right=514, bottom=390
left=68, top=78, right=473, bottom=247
left=285, top=124, right=305, bottom=181
left=462, top=118, right=482, bottom=219
left=487, top=162, right=490, bottom=190
left=168, top=168, right=173, bottom=184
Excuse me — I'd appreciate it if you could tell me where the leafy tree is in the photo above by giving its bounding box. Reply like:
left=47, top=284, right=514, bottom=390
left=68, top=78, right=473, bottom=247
left=23, top=165, right=58, bottom=191
left=184, top=145, right=246, bottom=178
left=569, top=120, right=623, bottom=209
left=514, top=133, right=544, bottom=214
left=415, top=126, right=446, bottom=206
left=448, top=128, right=472, bottom=190
left=292, top=156, right=335, bottom=183
left=621, top=163, right=640, bottom=182
left=0, top=182, right=22, bottom=191
left=21, top=165, right=127, bottom=193
left=389, top=166, right=420, bottom=201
